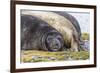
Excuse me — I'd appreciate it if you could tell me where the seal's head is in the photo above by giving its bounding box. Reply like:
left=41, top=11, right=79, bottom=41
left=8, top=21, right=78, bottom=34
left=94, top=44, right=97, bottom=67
left=41, top=30, right=64, bottom=52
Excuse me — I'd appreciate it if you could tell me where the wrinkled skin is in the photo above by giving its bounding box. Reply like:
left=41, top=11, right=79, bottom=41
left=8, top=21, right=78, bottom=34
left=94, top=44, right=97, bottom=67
left=53, top=11, right=82, bottom=51
left=53, top=11, right=81, bottom=37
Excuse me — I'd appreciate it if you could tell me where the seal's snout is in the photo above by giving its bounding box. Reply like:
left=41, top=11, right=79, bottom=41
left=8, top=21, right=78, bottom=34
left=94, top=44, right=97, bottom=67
left=45, top=32, right=64, bottom=52
left=51, top=39, right=62, bottom=50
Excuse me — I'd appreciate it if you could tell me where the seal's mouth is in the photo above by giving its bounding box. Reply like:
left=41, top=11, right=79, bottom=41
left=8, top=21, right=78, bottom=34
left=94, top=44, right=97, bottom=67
left=41, top=31, right=64, bottom=52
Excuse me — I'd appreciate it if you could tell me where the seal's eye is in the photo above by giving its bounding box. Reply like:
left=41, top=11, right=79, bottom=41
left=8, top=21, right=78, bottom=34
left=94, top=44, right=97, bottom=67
left=47, top=37, right=52, bottom=41
left=47, top=36, right=53, bottom=43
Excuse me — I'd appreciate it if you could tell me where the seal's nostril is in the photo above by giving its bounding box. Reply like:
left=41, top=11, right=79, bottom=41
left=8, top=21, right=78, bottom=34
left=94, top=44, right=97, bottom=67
left=55, top=43, right=58, bottom=46
left=56, top=44, right=58, bottom=46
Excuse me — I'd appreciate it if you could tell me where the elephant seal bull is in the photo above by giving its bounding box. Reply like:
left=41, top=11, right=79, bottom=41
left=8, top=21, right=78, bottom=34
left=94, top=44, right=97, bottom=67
left=53, top=11, right=81, bottom=37
left=21, top=15, right=64, bottom=52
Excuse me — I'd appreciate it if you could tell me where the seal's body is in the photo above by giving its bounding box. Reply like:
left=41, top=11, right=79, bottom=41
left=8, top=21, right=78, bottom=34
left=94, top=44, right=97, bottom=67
left=21, top=15, right=64, bottom=52
left=22, top=11, right=81, bottom=51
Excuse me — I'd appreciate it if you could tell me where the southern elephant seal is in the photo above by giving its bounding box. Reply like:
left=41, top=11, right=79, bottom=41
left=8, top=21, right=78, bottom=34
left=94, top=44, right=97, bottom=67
left=21, top=14, right=64, bottom=52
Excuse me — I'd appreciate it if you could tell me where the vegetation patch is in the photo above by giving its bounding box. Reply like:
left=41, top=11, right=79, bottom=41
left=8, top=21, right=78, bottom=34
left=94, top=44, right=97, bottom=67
left=21, top=50, right=89, bottom=63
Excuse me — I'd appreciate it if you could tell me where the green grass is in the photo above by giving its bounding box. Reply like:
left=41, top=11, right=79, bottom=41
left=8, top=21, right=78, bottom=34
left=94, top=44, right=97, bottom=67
left=21, top=50, right=89, bottom=63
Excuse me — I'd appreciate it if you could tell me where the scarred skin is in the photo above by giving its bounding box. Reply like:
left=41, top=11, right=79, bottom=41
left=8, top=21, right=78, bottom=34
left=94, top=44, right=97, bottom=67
left=21, top=15, right=64, bottom=52
left=53, top=11, right=81, bottom=37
